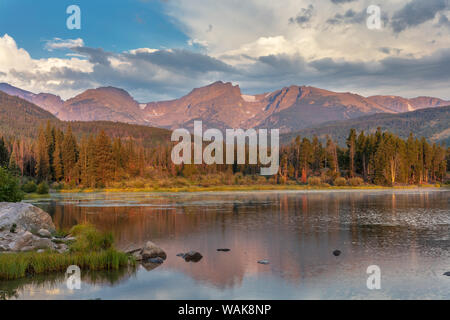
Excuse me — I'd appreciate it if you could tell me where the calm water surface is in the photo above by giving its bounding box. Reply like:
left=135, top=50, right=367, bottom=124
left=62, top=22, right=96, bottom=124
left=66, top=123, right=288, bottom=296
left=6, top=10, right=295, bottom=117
left=2, top=189, right=449, bottom=300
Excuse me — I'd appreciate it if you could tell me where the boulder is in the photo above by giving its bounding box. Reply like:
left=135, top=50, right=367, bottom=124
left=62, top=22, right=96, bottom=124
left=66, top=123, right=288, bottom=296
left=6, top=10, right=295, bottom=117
left=183, top=251, right=203, bottom=262
left=141, top=241, right=167, bottom=260
left=0, top=202, right=55, bottom=233
left=32, top=238, right=54, bottom=250
left=38, top=229, right=52, bottom=238
left=10, top=231, right=33, bottom=251
left=444, top=272, right=450, bottom=276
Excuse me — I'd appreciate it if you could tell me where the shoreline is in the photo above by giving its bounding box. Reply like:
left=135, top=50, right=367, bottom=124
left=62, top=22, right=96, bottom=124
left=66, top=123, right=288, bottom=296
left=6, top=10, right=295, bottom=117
left=52, top=184, right=447, bottom=194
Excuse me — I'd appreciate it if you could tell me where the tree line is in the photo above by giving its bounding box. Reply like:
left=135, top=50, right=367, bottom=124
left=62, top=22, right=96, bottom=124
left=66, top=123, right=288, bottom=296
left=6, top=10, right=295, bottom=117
left=0, top=122, right=448, bottom=188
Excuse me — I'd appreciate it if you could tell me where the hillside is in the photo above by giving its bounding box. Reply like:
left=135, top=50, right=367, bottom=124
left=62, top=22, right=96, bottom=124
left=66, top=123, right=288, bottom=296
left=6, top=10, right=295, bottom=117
left=0, top=90, right=59, bottom=137
left=281, top=106, right=450, bottom=146
left=0, top=91, right=171, bottom=147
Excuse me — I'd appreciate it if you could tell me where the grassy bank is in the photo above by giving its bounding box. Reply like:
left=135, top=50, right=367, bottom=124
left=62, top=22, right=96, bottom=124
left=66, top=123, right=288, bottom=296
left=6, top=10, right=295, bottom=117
left=0, top=249, right=131, bottom=280
left=0, top=224, right=135, bottom=281
left=23, top=192, right=50, bottom=200
left=57, top=183, right=446, bottom=193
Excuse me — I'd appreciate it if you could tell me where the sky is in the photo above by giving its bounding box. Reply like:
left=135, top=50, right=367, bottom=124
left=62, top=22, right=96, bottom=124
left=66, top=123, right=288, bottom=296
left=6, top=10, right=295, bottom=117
left=0, top=0, right=449, bottom=102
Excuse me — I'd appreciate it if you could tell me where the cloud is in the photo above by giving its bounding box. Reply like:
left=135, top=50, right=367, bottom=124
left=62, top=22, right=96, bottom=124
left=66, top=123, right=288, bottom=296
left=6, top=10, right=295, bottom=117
left=44, top=38, right=84, bottom=51
left=330, top=0, right=358, bottom=4
left=437, top=13, right=450, bottom=28
left=289, top=5, right=314, bottom=27
left=326, top=9, right=365, bottom=25
left=391, top=0, right=449, bottom=33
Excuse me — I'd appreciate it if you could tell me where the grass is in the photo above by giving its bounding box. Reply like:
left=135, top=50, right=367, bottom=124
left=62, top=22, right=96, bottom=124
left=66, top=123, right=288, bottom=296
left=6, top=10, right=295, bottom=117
left=58, top=183, right=447, bottom=193
left=0, top=224, right=135, bottom=281
left=23, top=192, right=50, bottom=200
left=0, top=250, right=132, bottom=280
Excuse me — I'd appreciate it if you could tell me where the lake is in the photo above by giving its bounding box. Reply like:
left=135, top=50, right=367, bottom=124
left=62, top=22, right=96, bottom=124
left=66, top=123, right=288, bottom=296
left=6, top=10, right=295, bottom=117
left=1, top=189, right=449, bottom=299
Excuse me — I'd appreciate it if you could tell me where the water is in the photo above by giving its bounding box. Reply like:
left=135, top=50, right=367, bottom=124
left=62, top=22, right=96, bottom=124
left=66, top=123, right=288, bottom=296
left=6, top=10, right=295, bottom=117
left=1, top=189, right=449, bottom=300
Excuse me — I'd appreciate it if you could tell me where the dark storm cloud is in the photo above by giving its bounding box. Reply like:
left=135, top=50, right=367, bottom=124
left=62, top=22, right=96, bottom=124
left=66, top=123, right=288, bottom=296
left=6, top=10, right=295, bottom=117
left=124, top=49, right=235, bottom=74
left=391, top=0, right=449, bottom=33
left=289, top=5, right=314, bottom=27
left=236, top=49, right=450, bottom=95
left=72, top=47, right=112, bottom=66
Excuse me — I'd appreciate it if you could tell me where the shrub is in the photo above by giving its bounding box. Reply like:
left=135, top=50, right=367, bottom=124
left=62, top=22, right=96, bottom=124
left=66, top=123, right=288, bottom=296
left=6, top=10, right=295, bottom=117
left=348, top=177, right=364, bottom=186
left=0, top=167, right=24, bottom=202
left=22, top=181, right=37, bottom=193
left=307, top=177, right=322, bottom=186
left=36, top=182, right=49, bottom=194
left=334, top=177, right=347, bottom=186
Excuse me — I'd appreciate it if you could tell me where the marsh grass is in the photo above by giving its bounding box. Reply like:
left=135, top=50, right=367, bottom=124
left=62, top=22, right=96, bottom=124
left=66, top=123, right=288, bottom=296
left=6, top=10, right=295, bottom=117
left=0, top=224, right=135, bottom=281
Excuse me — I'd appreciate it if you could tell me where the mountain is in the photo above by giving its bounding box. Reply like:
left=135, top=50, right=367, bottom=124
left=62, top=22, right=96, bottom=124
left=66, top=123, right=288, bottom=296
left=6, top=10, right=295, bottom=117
left=0, top=90, right=171, bottom=147
left=281, top=105, right=450, bottom=146
left=144, top=82, right=447, bottom=132
left=0, top=83, right=64, bottom=115
left=1, top=82, right=449, bottom=133
left=60, top=87, right=145, bottom=124
left=0, top=90, right=58, bottom=136
left=366, top=95, right=449, bottom=113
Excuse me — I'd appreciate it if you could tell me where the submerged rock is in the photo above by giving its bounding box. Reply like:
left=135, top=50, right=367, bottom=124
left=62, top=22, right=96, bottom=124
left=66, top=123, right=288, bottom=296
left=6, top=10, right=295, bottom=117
left=0, top=202, right=56, bottom=233
left=333, top=250, right=341, bottom=257
left=183, top=251, right=203, bottom=262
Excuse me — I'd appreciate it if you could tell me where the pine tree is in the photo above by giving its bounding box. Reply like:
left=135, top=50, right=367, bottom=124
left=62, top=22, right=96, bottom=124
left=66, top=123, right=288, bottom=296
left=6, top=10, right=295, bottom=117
left=346, top=128, right=357, bottom=178
left=94, top=130, right=114, bottom=186
left=0, top=137, right=9, bottom=167
left=35, top=127, right=50, bottom=181
left=61, top=125, right=78, bottom=183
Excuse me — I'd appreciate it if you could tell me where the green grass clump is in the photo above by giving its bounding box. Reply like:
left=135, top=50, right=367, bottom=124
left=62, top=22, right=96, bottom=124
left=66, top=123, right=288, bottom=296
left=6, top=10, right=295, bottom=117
left=0, top=224, right=134, bottom=281
left=69, top=224, right=114, bottom=253
left=0, top=250, right=132, bottom=280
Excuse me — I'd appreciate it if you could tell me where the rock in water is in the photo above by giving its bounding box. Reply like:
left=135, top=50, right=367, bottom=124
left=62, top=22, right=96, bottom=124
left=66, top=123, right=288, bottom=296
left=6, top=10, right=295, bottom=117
left=333, top=250, right=341, bottom=257
left=183, top=251, right=203, bottom=262
left=444, top=272, right=450, bottom=276
left=0, top=202, right=56, bottom=233
left=141, top=241, right=167, bottom=260
left=217, top=248, right=231, bottom=252
left=257, top=260, right=270, bottom=265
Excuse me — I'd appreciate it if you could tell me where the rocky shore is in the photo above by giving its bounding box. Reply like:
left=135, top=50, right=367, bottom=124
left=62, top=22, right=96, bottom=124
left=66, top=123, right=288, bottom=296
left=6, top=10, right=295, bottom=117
left=0, top=202, right=71, bottom=253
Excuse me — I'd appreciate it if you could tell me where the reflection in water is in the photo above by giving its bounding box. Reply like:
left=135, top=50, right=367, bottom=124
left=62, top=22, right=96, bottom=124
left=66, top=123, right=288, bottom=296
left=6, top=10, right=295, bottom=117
left=3, top=189, right=450, bottom=299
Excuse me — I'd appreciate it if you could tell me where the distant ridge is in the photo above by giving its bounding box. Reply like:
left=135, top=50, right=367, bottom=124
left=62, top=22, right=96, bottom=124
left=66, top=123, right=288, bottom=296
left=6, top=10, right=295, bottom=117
left=1, top=82, right=449, bottom=133
left=281, top=105, right=450, bottom=146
